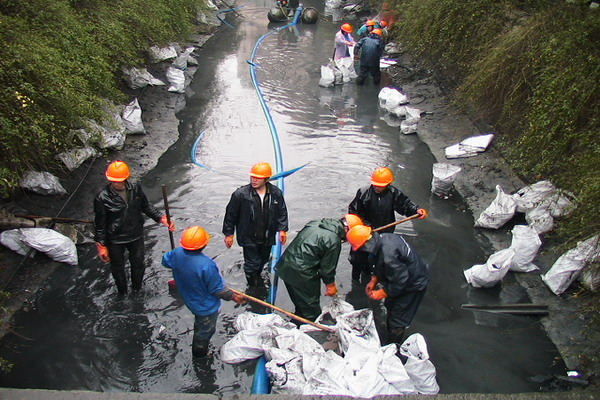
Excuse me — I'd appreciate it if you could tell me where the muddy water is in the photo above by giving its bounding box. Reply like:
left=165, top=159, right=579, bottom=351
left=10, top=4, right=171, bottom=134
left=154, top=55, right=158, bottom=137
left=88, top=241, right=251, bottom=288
left=0, top=0, right=564, bottom=394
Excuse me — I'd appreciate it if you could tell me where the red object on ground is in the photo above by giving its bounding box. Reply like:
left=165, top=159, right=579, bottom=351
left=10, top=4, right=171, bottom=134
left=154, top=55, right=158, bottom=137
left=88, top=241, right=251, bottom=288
left=168, top=279, right=177, bottom=290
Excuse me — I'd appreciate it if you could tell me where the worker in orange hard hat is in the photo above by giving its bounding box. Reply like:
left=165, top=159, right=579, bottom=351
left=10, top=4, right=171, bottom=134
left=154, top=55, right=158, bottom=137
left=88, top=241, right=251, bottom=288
left=334, top=23, right=356, bottom=60
left=346, top=225, right=429, bottom=344
left=163, top=226, right=245, bottom=357
left=355, top=27, right=384, bottom=85
left=94, top=160, right=175, bottom=295
left=348, top=167, right=428, bottom=282
left=223, top=162, right=289, bottom=287
left=356, top=18, right=379, bottom=38
left=277, top=214, right=364, bottom=322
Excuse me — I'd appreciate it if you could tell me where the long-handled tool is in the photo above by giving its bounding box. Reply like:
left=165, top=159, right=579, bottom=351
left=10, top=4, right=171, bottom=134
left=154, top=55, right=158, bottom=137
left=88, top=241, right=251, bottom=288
left=461, top=303, right=549, bottom=316
left=14, top=214, right=93, bottom=224
left=161, top=185, right=175, bottom=250
left=229, top=288, right=334, bottom=332
left=373, top=213, right=420, bottom=233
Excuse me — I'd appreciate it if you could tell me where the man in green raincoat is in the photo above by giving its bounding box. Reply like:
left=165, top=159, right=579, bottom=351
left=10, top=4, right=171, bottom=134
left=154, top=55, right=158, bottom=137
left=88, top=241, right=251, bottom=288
left=276, top=214, right=363, bottom=322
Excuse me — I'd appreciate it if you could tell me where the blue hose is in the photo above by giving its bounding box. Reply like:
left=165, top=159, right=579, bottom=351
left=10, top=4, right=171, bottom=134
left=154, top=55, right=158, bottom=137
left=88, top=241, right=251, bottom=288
left=248, top=5, right=304, bottom=395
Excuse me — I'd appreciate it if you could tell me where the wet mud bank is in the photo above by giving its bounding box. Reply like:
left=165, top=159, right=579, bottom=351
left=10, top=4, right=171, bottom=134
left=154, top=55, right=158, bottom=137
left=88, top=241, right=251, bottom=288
left=384, top=47, right=598, bottom=382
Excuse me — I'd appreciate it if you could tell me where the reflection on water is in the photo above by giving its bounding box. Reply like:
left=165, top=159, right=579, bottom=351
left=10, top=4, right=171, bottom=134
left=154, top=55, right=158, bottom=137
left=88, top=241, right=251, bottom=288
left=0, top=0, right=564, bottom=394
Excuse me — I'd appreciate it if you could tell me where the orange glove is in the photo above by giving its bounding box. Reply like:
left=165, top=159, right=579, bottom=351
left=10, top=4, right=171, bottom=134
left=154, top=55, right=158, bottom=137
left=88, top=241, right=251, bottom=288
left=280, top=231, right=288, bottom=245
left=417, top=208, right=429, bottom=220
left=368, top=288, right=388, bottom=300
left=232, top=293, right=247, bottom=305
left=325, top=283, right=338, bottom=297
left=224, top=235, right=234, bottom=248
left=161, top=215, right=176, bottom=231
left=365, top=276, right=379, bottom=293
left=96, top=242, right=110, bottom=263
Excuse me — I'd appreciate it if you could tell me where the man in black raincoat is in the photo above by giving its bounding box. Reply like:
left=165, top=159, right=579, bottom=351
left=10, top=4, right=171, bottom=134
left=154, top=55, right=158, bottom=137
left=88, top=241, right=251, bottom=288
left=277, top=215, right=363, bottom=322
left=355, top=29, right=384, bottom=85
left=347, top=225, right=429, bottom=344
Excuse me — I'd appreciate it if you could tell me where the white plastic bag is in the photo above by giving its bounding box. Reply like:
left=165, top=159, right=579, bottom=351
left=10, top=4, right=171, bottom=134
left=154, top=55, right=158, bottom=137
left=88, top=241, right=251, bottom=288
left=379, top=344, right=417, bottom=394
left=57, top=147, right=97, bottom=171
left=148, top=45, right=178, bottom=63
left=542, top=235, right=599, bottom=295
left=20, top=171, right=67, bottom=196
left=234, top=312, right=295, bottom=331
left=122, top=67, right=165, bottom=90
left=303, top=351, right=351, bottom=395
left=404, top=106, right=422, bottom=124
left=319, top=65, right=335, bottom=87
left=122, top=98, right=146, bottom=134
left=400, top=119, right=418, bottom=135
left=266, top=351, right=306, bottom=394
left=464, top=248, right=515, bottom=288
left=19, top=228, right=78, bottom=265
left=431, top=163, right=461, bottom=198
left=509, top=225, right=541, bottom=272
left=525, top=207, right=554, bottom=234
left=166, top=66, right=186, bottom=93
left=172, top=47, right=195, bottom=70
left=474, top=185, right=517, bottom=229
left=335, top=56, right=357, bottom=82
left=336, top=309, right=380, bottom=354
left=399, top=334, right=439, bottom=394
left=378, top=87, right=408, bottom=111
left=512, top=180, right=556, bottom=213
left=540, top=190, right=576, bottom=218
left=0, top=229, right=30, bottom=255
left=220, top=328, right=276, bottom=364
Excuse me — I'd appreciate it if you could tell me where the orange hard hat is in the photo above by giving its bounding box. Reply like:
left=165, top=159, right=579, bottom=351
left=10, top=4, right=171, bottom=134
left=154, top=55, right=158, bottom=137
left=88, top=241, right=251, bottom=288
left=347, top=225, right=372, bottom=251
left=344, top=214, right=364, bottom=229
left=380, top=20, right=388, bottom=27
left=341, top=23, right=354, bottom=33
left=366, top=19, right=377, bottom=26
left=181, top=226, right=211, bottom=250
left=372, top=28, right=383, bottom=36
left=105, top=161, right=131, bottom=182
left=250, top=162, right=272, bottom=178
left=371, top=167, right=394, bottom=187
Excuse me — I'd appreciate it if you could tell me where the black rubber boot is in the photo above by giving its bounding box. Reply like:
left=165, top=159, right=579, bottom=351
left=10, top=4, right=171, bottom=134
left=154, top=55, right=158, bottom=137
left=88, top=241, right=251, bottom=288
left=387, top=327, right=406, bottom=345
left=245, top=272, right=261, bottom=287
left=192, top=339, right=210, bottom=358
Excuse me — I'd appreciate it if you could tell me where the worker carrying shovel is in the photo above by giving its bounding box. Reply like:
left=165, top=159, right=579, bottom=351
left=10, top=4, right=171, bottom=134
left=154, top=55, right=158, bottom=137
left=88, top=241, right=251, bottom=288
left=162, top=226, right=245, bottom=357
left=276, top=214, right=364, bottom=322
left=347, top=225, right=429, bottom=344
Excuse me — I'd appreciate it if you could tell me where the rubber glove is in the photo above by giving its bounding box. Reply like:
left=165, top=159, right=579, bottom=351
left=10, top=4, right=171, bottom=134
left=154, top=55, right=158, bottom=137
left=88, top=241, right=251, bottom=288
left=417, top=208, right=429, bottom=219
left=325, top=283, right=338, bottom=297
left=96, top=242, right=110, bottom=263
left=161, top=215, right=176, bottom=231
left=368, top=288, right=388, bottom=300
left=365, top=276, right=379, bottom=294
left=232, top=293, right=247, bottom=305
left=224, top=235, right=234, bottom=248
left=280, top=231, right=288, bottom=245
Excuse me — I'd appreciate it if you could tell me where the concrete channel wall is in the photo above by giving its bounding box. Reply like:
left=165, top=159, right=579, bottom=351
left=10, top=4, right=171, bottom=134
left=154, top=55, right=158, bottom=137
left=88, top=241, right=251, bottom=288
left=0, top=389, right=598, bottom=400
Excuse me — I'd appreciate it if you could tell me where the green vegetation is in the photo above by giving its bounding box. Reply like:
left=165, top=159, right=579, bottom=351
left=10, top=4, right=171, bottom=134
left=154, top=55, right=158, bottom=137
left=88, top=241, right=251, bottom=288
left=393, top=0, right=599, bottom=247
left=0, top=0, right=209, bottom=196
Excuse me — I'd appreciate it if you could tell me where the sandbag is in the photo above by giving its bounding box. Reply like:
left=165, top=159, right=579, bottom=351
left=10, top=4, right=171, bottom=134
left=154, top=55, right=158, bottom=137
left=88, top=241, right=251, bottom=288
left=336, top=309, right=380, bottom=354
left=542, top=235, right=600, bottom=295
left=303, top=351, right=351, bottom=395
left=20, top=171, right=67, bottom=196
left=474, top=185, right=517, bottom=229
left=148, top=45, right=178, bottom=63
left=512, top=180, right=556, bottom=213
left=400, top=119, right=418, bottom=135
left=122, top=67, right=165, bottom=90
left=525, top=206, right=554, bottom=235
left=464, top=248, right=515, bottom=288
left=319, top=65, right=335, bottom=87
left=57, top=147, right=97, bottom=171
left=509, top=225, right=541, bottom=272
left=122, top=98, right=146, bottom=134
left=5, top=228, right=79, bottom=265
left=0, top=229, right=29, bottom=255
left=220, top=328, right=276, bottom=364
left=172, top=47, right=195, bottom=70
left=431, top=163, right=461, bottom=198
left=378, top=87, right=408, bottom=112
left=234, top=312, right=295, bottom=331
left=399, top=334, right=439, bottom=394
left=267, top=354, right=306, bottom=394
left=335, top=56, right=358, bottom=82
left=166, top=66, right=186, bottom=93
left=540, top=190, right=576, bottom=218
left=379, top=344, right=417, bottom=394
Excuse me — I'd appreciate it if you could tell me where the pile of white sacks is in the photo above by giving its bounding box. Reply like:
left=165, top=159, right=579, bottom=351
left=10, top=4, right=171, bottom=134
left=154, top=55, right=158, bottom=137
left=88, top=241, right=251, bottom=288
left=465, top=180, right=599, bottom=295
left=221, top=299, right=439, bottom=396
left=378, top=87, right=423, bottom=134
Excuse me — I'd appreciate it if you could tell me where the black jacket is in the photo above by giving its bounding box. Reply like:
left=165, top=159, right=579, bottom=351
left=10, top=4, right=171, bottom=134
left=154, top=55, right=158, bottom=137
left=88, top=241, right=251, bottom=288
left=94, top=182, right=162, bottom=245
left=222, top=183, right=288, bottom=246
left=365, top=233, right=429, bottom=297
left=356, top=34, right=384, bottom=67
left=348, top=185, right=418, bottom=233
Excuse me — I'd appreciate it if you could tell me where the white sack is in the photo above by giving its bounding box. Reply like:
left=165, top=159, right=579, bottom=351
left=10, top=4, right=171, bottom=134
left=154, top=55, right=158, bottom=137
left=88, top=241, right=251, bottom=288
left=431, top=163, right=461, bottom=197
left=122, top=98, right=146, bottom=134
left=20, top=228, right=78, bottom=265
left=319, top=65, right=335, bottom=87
left=234, top=312, right=295, bottom=331
left=57, top=147, right=97, bottom=171
left=542, top=235, right=600, bottom=295
left=400, top=119, right=418, bottom=135
left=122, top=67, right=165, bottom=90
left=399, top=333, right=439, bottom=394
left=384, top=42, right=401, bottom=55
left=336, top=309, right=380, bottom=354
left=266, top=353, right=306, bottom=394
left=512, top=180, right=556, bottom=213
left=379, top=344, right=417, bottom=394
left=335, top=56, right=358, bottom=82
left=20, top=171, right=67, bottom=196
left=333, top=65, right=343, bottom=85
left=0, top=229, right=30, bottom=255
left=303, top=351, right=351, bottom=395
left=88, top=118, right=126, bottom=150
left=445, top=143, right=479, bottom=159
left=315, top=297, right=355, bottom=324
left=509, top=225, right=541, bottom=272
left=378, top=87, right=408, bottom=111
left=541, top=190, right=576, bottom=218
left=458, top=133, right=494, bottom=153
left=172, top=47, right=195, bottom=70
left=167, top=66, right=186, bottom=93
left=274, top=328, right=325, bottom=355
left=404, top=106, right=422, bottom=124
left=390, top=105, right=408, bottom=118
left=464, top=248, right=515, bottom=288
left=220, top=328, right=275, bottom=364
left=525, top=207, right=554, bottom=234
left=474, top=185, right=517, bottom=229
left=148, top=45, right=178, bottom=63
left=345, top=348, right=392, bottom=397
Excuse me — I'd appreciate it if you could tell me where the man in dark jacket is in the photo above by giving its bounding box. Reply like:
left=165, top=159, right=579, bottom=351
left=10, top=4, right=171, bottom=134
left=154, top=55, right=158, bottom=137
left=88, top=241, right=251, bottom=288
left=355, top=29, right=384, bottom=85
left=277, top=214, right=363, bottom=322
left=94, top=161, right=174, bottom=295
left=223, top=162, right=289, bottom=287
left=348, top=167, right=427, bottom=282
left=347, top=225, right=429, bottom=344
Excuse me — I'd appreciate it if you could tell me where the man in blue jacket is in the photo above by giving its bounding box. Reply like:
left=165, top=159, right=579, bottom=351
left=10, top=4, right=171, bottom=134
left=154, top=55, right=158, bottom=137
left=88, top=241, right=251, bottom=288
left=163, top=226, right=245, bottom=357
left=355, top=29, right=384, bottom=85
